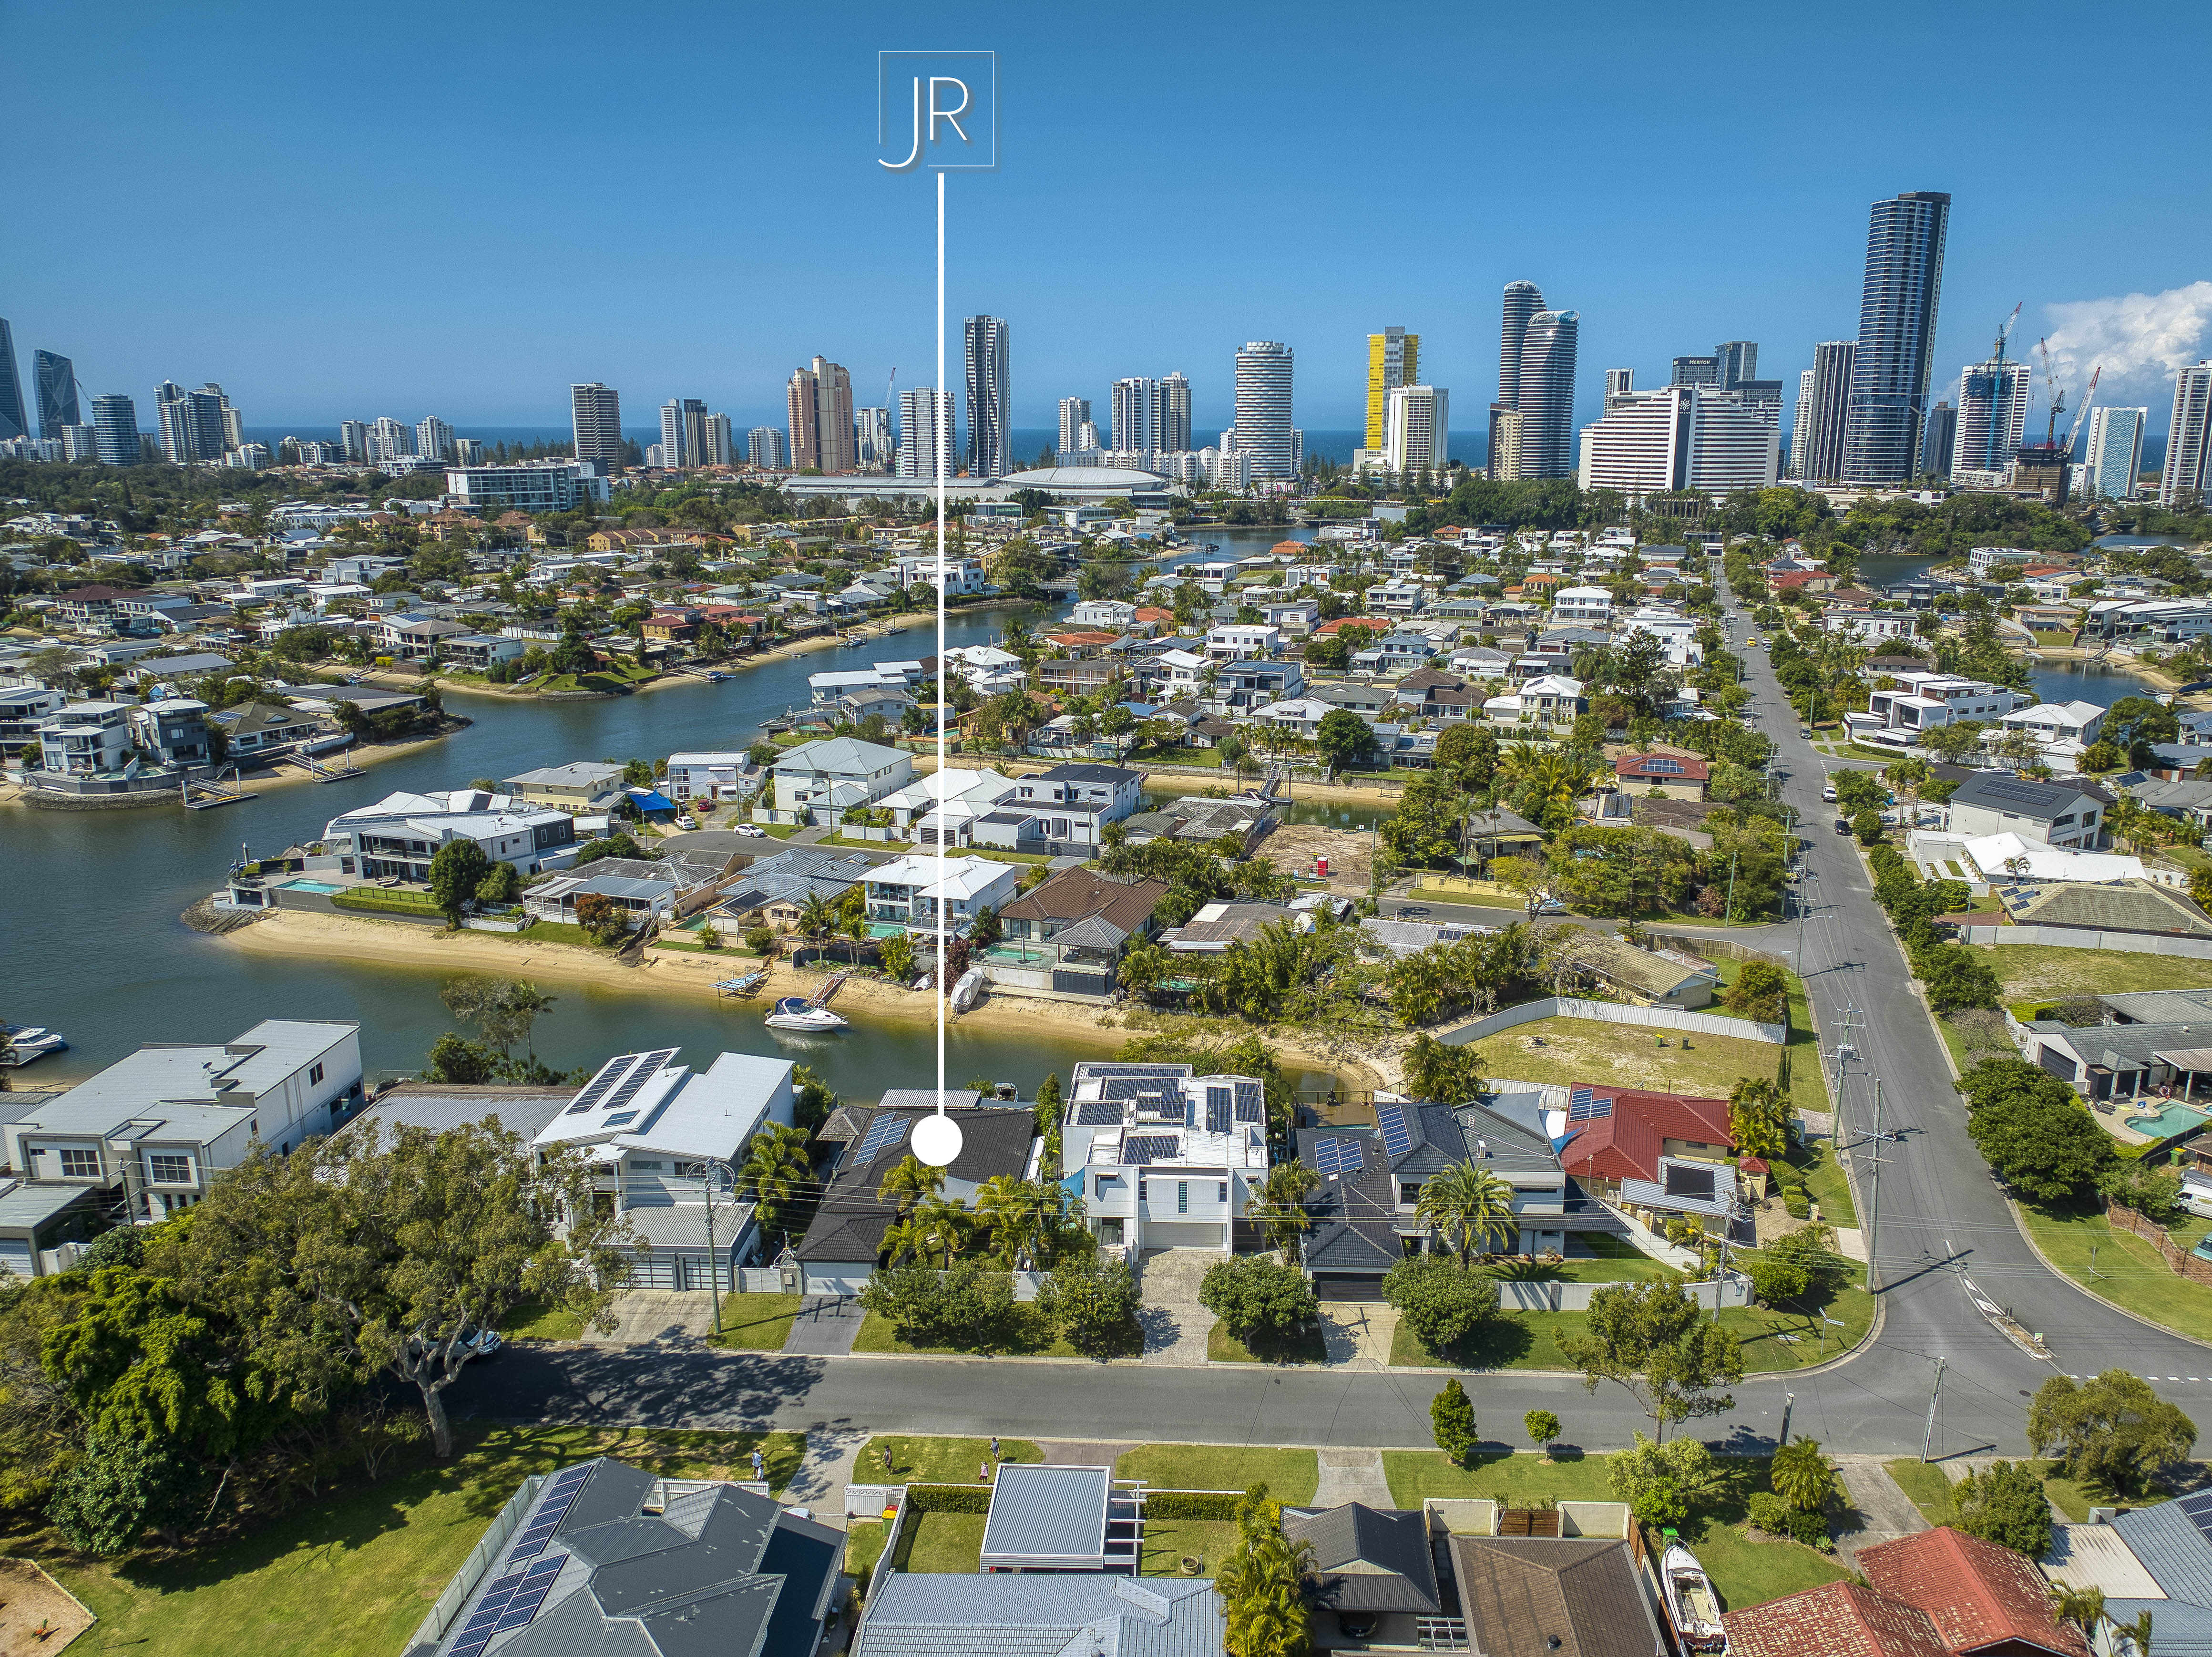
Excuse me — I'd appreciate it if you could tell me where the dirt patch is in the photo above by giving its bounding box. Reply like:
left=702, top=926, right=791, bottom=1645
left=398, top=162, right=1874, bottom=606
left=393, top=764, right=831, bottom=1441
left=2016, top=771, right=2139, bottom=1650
left=1475, top=1015, right=1772, bottom=1099
left=1261, top=822, right=1375, bottom=893
left=0, top=1558, right=95, bottom=1656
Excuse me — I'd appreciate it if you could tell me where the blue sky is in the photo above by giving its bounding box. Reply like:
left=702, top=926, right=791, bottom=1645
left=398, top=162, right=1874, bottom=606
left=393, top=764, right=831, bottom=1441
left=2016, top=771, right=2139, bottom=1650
left=6, top=0, right=2208, bottom=436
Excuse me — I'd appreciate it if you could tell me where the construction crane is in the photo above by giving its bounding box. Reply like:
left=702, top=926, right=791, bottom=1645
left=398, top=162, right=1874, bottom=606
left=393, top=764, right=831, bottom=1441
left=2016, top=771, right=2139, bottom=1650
left=2067, top=365, right=2101, bottom=455
left=1979, top=303, right=2024, bottom=469
left=2036, top=337, right=2068, bottom=450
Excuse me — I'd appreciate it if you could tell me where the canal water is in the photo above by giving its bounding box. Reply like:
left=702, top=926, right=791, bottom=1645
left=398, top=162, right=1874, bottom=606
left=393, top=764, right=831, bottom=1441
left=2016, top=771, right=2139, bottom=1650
left=1, top=605, right=1168, bottom=1098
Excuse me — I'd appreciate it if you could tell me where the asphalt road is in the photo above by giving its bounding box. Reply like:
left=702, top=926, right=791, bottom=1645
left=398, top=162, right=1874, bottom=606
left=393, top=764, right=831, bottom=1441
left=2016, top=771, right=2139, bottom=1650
left=454, top=600, right=2212, bottom=1459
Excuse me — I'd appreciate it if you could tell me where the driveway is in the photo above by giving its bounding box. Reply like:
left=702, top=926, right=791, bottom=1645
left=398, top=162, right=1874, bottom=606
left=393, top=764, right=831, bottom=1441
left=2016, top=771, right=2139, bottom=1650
left=782, top=1295, right=866, bottom=1355
left=1135, top=1248, right=1220, bottom=1366
left=581, top=1290, right=718, bottom=1346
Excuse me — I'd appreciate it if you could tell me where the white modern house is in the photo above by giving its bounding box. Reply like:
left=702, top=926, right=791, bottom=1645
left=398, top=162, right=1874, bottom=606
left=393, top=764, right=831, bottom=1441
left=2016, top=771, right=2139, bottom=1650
left=894, top=554, right=986, bottom=595
left=1946, top=773, right=2112, bottom=850
left=1070, top=598, right=1137, bottom=629
left=1551, top=585, right=1615, bottom=623
left=321, top=787, right=579, bottom=880
left=862, top=854, right=1023, bottom=936
left=757, top=735, right=913, bottom=826
left=875, top=765, right=1021, bottom=844
left=533, top=1048, right=796, bottom=1288
left=1058, top=1060, right=1271, bottom=1254
left=664, top=751, right=756, bottom=802
left=1206, top=623, right=1280, bottom=662
left=1997, top=700, right=2106, bottom=748
left=1845, top=671, right=2018, bottom=751
left=1250, top=697, right=1337, bottom=740
left=940, top=644, right=1026, bottom=694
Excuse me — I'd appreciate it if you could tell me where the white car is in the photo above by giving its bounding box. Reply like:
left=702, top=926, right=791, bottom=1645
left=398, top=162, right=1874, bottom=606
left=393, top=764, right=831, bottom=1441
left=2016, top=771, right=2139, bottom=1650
left=1822, top=784, right=1838, bottom=803
left=2181, top=1185, right=2212, bottom=1221
left=675, top=815, right=697, bottom=831
left=735, top=823, right=767, bottom=837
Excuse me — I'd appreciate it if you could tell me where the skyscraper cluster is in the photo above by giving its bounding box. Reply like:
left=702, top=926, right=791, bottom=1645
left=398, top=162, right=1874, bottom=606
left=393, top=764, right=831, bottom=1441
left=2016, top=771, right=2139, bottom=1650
left=653, top=398, right=734, bottom=469
left=1490, top=284, right=1578, bottom=480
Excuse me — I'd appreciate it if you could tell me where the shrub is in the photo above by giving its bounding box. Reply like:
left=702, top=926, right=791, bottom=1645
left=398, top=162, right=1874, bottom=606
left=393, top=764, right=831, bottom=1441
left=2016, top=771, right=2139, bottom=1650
left=1782, top=1187, right=1811, bottom=1218
left=1199, top=1255, right=1317, bottom=1344
left=1747, top=1490, right=1791, bottom=1534
left=1783, top=1506, right=1831, bottom=1548
left=1384, top=1255, right=1500, bottom=1354
left=1950, top=1459, right=2053, bottom=1557
left=906, top=1483, right=992, bottom=1513
left=743, top=925, right=777, bottom=956
left=1431, top=1378, right=1478, bottom=1466
left=1143, top=1490, right=1243, bottom=1520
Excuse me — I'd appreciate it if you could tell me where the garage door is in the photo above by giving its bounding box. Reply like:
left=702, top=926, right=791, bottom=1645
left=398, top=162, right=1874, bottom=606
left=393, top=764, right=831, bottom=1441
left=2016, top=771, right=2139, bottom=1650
left=624, top=1250, right=679, bottom=1289
left=0, top=1239, right=33, bottom=1278
left=1141, top=1222, right=1225, bottom=1251
left=805, top=1265, right=873, bottom=1296
left=1314, top=1272, right=1388, bottom=1302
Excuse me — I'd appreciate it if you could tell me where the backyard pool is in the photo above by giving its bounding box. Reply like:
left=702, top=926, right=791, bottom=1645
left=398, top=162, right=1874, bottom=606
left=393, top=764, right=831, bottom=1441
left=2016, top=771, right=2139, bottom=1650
left=981, top=943, right=1053, bottom=965
left=280, top=879, right=346, bottom=895
left=2122, top=1103, right=2211, bottom=1139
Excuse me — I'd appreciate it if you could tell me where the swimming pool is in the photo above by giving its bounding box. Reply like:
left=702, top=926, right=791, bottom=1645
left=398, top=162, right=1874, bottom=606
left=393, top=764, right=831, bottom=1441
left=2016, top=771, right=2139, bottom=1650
left=282, top=879, right=346, bottom=895
left=2122, top=1103, right=2211, bottom=1139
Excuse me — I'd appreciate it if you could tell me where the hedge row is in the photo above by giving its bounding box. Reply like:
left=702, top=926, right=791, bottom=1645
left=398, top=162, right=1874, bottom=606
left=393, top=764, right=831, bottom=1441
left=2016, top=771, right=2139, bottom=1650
left=1141, top=1490, right=1242, bottom=1520
left=906, top=1483, right=992, bottom=1513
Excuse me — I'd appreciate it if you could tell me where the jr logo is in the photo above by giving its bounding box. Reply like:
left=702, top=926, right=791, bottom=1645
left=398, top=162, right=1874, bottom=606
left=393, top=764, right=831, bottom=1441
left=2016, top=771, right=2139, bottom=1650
left=876, top=51, right=997, bottom=173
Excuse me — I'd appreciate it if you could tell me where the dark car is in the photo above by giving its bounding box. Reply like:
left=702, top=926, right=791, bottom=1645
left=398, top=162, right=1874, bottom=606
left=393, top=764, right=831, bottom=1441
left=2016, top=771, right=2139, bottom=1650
left=1835, top=818, right=1852, bottom=834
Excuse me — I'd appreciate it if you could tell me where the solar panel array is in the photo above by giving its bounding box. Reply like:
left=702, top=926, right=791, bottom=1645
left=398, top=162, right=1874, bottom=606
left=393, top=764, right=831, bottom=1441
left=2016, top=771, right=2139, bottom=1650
left=1122, top=1135, right=1178, bottom=1165
left=504, top=1463, right=592, bottom=1564
left=850, top=1112, right=911, bottom=1168
left=1233, top=1082, right=1264, bottom=1123
left=1375, top=1102, right=1412, bottom=1159
left=1567, top=1090, right=1614, bottom=1122
left=602, top=1049, right=676, bottom=1113
left=1086, top=1063, right=1188, bottom=1079
left=563, top=1053, right=637, bottom=1115
left=1311, top=1136, right=1363, bottom=1175
left=1204, top=1088, right=1231, bottom=1134
left=1075, top=1101, right=1123, bottom=1125
left=603, top=1111, right=638, bottom=1127
left=1633, top=756, right=1685, bottom=774
left=2176, top=1488, right=2212, bottom=1540
left=447, top=1554, right=568, bottom=1657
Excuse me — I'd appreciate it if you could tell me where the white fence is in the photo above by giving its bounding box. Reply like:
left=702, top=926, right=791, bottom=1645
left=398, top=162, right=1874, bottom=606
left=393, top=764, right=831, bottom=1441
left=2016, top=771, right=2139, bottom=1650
left=1498, top=1274, right=1750, bottom=1313
left=409, top=1471, right=543, bottom=1652
left=737, top=1267, right=786, bottom=1295
left=1955, top=925, right=2212, bottom=960
left=1439, top=995, right=1786, bottom=1049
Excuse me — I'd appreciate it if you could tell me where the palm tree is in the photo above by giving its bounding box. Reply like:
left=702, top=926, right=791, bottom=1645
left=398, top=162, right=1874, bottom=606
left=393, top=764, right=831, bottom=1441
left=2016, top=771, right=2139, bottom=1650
left=877, top=1152, right=944, bottom=1218
left=1413, top=1160, right=1519, bottom=1265
left=1252, top=1161, right=1320, bottom=1262
left=797, top=890, right=837, bottom=964
left=2115, top=1608, right=2152, bottom=1657
left=737, top=1124, right=811, bottom=1245
left=912, top=1194, right=971, bottom=1267
left=2051, top=1583, right=2106, bottom=1647
left=972, top=1174, right=1044, bottom=1268
left=1769, top=1437, right=1836, bottom=1513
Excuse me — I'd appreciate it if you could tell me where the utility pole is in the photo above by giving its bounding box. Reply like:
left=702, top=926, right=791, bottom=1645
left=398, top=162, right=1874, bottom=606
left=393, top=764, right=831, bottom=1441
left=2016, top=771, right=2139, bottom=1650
left=1920, top=1356, right=1946, bottom=1462
left=1780, top=1390, right=1795, bottom=1449
left=1867, top=1076, right=1883, bottom=1291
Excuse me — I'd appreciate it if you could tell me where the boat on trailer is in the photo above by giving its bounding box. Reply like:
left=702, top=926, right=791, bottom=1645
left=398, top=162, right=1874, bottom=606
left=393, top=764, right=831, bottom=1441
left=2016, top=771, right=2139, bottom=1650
left=1659, top=1537, right=1728, bottom=1653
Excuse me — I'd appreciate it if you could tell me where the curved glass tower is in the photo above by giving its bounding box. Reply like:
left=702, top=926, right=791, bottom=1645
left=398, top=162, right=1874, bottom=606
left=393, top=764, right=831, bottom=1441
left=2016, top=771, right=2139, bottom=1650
left=1843, top=191, right=1950, bottom=483
left=1515, top=309, right=1580, bottom=479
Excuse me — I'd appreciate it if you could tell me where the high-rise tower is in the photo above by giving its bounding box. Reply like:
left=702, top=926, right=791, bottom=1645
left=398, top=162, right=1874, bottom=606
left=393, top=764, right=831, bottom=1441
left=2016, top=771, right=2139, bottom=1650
left=1514, top=311, right=1579, bottom=480
left=1842, top=190, right=1951, bottom=481
left=570, top=383, right=623, bottom=468
left=1232, top=342, right=1295, bottom=480
left=1795, top=341, right=1857, bottom=483
left=33, top=351, right=79, bottom=438
left=1492, top=281, right=1543, bottom=475
left=1159, top=372, right=1192, bottom=453
left=2082, top=406, right=2147, bottom=501
left=92, top=394, right=138, bottom=465
left=2163, top=362, right=2212, bottom=508
left=1058, top=397, right=1091, bottom=456
left=1366, top=328, right=1419, bottom=451
left=0, top=319, right=24, bottom=441
left=963, top=315, right=1011, bottom=479
left=1110, top=378, right=1159, bottom=453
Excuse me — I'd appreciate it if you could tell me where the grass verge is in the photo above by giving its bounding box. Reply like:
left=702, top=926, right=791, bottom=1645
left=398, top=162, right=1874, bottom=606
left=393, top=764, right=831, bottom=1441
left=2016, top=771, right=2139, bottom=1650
left=700, top=1292, right=807, bottom=1350
left=1115, top=1445, right=1319, bottom=1503
left=496, top=1298, right=584, bottom=1340
left=860, top=1436, right=1042, bottom=1484
left=1207, top=1322, right=1328, bottom=1364
left=1883, top=1458, right=1954, bottom=1527
left=2013, top=1200, right=2212, bottom=1343
left=850, top=1308, right=1129, bottom=1360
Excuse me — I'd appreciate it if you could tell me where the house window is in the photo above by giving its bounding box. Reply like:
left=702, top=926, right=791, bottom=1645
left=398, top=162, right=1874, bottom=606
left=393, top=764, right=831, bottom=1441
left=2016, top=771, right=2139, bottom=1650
left=148, top=1154, right=193, bottom=1184
left=1138, top=1180, right=1147, bottom=1201
left=309, top=1062, right=325, bottom=1086
left=1178, top=1181, right=1189, bottom=1214
left=59, top=1149, right=101, bottom=1178
left=1218, top=1182, right=1229, bottom=1204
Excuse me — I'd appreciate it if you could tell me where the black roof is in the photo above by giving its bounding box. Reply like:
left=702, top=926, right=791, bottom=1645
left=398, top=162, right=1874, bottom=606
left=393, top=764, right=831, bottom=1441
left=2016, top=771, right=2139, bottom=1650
left=1283, top=1503, right=1443, bottom=1613
left=792, top=1105, right=1036, bottom=1264
left=1951, top=772, right=2114, bottom=816
left=1034, top=762, right=1139, bottom=783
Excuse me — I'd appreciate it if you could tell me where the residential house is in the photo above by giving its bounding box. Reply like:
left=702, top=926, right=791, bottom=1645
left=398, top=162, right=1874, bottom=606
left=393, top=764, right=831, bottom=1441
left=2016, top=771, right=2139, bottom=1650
left=1486, top=673, right=1583, bottom=726
left=992, top=868, right=1170, bottom=998
left=372, top=613, right=475, bottom=658
left=1070, top=597, right=1137, bottom=629
left=1998, top=700, right=2106, bottom=747
left=51, top=585, right=146, bottom=631
left=1060, top=1060, right=1271, bottom=1253
left=1297, top=1095, right=1570, bottom=1296
left=708, top=849, right=879, bottom=934
left=0, top=1021, right=364, bottom=1235
left=791, top=1102, right=1037, bottom=1293
left=0, top=687, right=65, bottom=756
left=1159, top=900, right=1304, bottom=953
left=322, top=788, right=578, bottom=880
left=1848, top=671, right=2020, bottom=751
left=2039, top=1489, right=2212, bottom=1652
left=441, top=634, right=528, bottom=672
left=504, top=762, right=627, bottom=811
left=1560, top=932, right=1720, bottom=1009
left=663, top=751, right=754, bottom=802
left=406, top=1458, right=840, bottom=1657
left=1446, top=1530, right=1667, bottom=1657
left=758, top=735, right=912, bottom=826
left=1555, top=1083, right=1740, bottom=1235
left=1206, top=622, right=1280, bottom=661
left=871, top=766, right=1019, bottom=845
left=1281, top=1504, right=1447, bottom=1644
left=1946, top=773, right=2111, bottom=850
left=1824, top=609, right=1921, bottom=643
left=1263, top=597, right=1321, bottom=633
left=1118, top=793, right=1277, bottom=854
left=1997, top=878, right=2212, bottom=938
left=854, top=1575, right=1221, bottom=1656
left=1350, top=632, right=1439, bottom=673
left=211, top=700, right=328, bottom=755
left=1035, top=657, right=1126, bottom=698
left=893, top=553, right=986, bottom=594
left=533, top=1049, right=794, bottom=1286
left=1551, top=584, right=1615, bottom=622
left=1726, top=1526, right=2086, bottom=1657
left=863, top=853, right=1022, bottom=936
left=1251, top=695, right=1338, bottom=740
left=1004, top=762, right=1144, bottom=852
left=1613, top=751, right=1710, bottom=799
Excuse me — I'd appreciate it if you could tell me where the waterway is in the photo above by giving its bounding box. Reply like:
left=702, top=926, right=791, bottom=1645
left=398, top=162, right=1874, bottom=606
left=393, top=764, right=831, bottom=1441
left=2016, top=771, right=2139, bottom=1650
left=1, top=605, right=1162, bottom=1098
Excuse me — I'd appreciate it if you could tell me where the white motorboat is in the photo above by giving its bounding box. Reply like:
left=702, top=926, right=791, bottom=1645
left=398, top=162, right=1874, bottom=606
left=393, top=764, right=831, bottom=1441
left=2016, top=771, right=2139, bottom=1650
left=949, top=965, right=986, bottom=1012
left=0, top=1025, right=68, bottom=1065
left=1659, top=1539, right=1728, bottom=1653
left=765, top=997, right=849, bottom=1033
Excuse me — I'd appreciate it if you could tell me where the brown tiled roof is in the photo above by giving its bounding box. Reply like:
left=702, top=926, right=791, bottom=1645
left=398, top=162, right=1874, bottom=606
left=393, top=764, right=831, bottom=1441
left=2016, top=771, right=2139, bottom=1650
left=1448, top=1535, right=1661, bottom=1657
left=1724, top=1581, right=1952, bottom=1657
left=1859, top=1527, right=2088, bottom=1657
left=998, top=867, right=1168, bottom=933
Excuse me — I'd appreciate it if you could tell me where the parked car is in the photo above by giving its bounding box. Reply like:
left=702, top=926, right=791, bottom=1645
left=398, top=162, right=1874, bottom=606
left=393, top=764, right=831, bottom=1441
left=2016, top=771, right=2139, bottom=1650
left=675, top=815, right=697, bottom=830
left=1835, top=818, right=1852, bottom=834
left=1822, top=783, right=1838, bottom=802
left=735, top=823, right=767, bottom=837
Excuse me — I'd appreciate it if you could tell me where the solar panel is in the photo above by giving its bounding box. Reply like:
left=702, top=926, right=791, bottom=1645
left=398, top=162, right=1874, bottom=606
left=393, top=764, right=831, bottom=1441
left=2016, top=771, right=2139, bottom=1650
left=1567, top=1091, right=1614, bottom=1122
left=1664, top=1164, right=1716, bottom=1199
left=504, top=1470, right=592, bottom=1566
left=1086, top=1063, right=1189, bottom=1079
left=563, top=1053, right=637, bottom=1115
left=601, top=1048, right=676, bottom=1113
left=1205, top=1089, right=1230, bottom=1134
left=2177, top=1489, right=2212, bottom=1539
left=1375, top=1102, right=1412, bottom=1159
left=1075, top=1101, right=1122, bottom=1125
left=1311, top=1137, right=1362, bottom=1175
left=1233, top=1082, right=1263, bottom=1123
left=1123, top=1135, right=1178, bottom=1165
left=850, top=1112, right=911, bottom=1168
left=602, top=1111, right=638, bottom=1127
left=1568, top=1086, right=1593, bottom=1110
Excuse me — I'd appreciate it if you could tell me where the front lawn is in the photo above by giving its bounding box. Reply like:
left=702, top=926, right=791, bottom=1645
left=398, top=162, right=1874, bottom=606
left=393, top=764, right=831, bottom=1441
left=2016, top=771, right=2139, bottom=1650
left=1116, top=1445, right=1318, bottom=1503
left=0, top=1423, right=802, bottom=1657
left=850, top=1306, right=1126, bottom=1359
left=2013, top=1200, right=2212, bottom=1343
left=861, top=1436, right=1043, bottom=1485
left=1382, top=1450, right=1614, bottom=1508
left=1883, top=1458, right=1956, bottom=1527
left=1207, top=1321, right=1329, bottom=1365
left=1140, top=1519, right=1238, bottom=1576
left=701, top=1292, right=807, bottom=1350
left=1389, top=1264, right=1874, bottom=1374
left=893, top=1511, right=986, bottom=1573
left=1981, top=945, right=2212, bottom=1004
left=1777, top=1136, right=1856, bottom=1227
left=497, top=1298, right=584, bottom=1340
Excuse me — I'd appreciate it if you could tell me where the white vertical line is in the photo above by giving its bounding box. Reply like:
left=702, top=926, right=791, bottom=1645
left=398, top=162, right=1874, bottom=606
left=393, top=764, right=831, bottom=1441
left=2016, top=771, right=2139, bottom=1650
left=935, top=167, right=947, bottom=1114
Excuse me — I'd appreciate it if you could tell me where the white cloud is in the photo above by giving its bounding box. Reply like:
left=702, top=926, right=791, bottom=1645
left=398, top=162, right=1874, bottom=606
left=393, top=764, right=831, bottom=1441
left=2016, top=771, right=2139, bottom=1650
left=2042, top=281, right=2212, bottom=408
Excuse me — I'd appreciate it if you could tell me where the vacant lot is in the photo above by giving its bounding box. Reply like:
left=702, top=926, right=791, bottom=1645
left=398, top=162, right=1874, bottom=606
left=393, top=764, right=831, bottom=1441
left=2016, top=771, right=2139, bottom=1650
left=1981, top=945, right=2212, bottom=1004
left=1263, top=820, right=1376, bottom=892
left=1477, top=1015, right=1796, bottom=1109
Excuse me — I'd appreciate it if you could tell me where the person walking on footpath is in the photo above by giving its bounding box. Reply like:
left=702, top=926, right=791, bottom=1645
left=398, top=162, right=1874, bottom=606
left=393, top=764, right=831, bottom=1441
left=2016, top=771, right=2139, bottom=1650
left=751, top=1449, right=765, bottom=1482
left=990, top=1435, right=1000, bottom=1462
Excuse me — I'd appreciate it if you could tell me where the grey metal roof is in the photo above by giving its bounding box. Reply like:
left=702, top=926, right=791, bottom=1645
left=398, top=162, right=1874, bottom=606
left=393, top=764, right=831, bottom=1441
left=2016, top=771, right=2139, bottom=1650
left=876, top=1090, right=983, bottom=1113
left=980, top=1463, right=1111, bottom=1565
left=0, top=1177, right=99, bottom=1232
left=1282, top=1503, right=1442, bottom=1613
left=1951, top=772, right=2110, bottom=818
left=2103, top=988, right=2212, bottom=1024
left=854, top=1573, right=1223, bottom=1657
left=348, top=1085, right=573, bottom=1143
left=2117, top=1501, right=2212, bottom=1608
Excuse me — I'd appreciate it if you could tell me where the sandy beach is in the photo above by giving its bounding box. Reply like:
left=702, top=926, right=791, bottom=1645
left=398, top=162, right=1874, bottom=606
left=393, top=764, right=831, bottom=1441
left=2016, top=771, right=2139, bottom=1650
left=215, top=907, right=1391, bottom=1090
